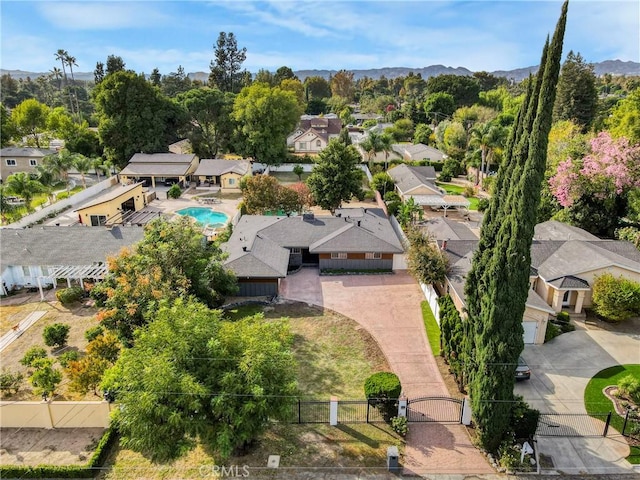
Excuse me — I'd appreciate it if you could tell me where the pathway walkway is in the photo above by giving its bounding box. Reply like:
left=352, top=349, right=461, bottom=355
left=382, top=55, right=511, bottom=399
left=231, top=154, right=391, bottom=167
left=279, top=269, right=493, bottom=475
left=0, top=310, right=47, bottom=353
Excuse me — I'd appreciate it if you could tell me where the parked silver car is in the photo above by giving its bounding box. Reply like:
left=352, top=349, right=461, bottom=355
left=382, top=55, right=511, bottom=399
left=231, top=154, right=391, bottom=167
left=515, top=356, right=531, bottom=380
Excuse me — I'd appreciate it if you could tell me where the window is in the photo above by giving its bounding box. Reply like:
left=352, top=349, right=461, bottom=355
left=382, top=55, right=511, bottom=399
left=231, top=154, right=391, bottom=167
left=22, top=266, right=30, bottom=277
left=90, top=215, right=107, bottom=226
left=316, top=140, right=322, bottom=147
left=298, top=142, right=308, bottom=150
left=41, top=266, right=49, bottom=276
left=5, top=159, right=16, bottom=166
left=228, top=178, right=235, bottom=185
left=29, top=159, right=38, bottom=166
left=365, top=252, right=382, bottom=260
left=331, top=252, right=348, bottom=259
left=290, top=247, right=301, bottom=254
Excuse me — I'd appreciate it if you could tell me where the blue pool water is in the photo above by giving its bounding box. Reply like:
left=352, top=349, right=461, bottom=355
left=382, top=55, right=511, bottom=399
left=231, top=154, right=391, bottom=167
left=176, top=207, right=228, bottom=226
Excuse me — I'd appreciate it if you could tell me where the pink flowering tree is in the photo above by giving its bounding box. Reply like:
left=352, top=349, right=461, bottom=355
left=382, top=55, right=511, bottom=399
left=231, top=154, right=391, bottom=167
left=550, top=132, right=640, bottom=207
left=549, top=132, right=640, bottom=235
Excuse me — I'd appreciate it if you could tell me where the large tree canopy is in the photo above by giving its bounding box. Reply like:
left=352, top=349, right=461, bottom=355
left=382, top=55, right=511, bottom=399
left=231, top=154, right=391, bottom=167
left=553, top=51, right=598, bottom=131
left=102, top=299, right=297, bottom=461
left=208, top=32, right=248, bottom=94
left=93, top=71, right=185, bottom=167
left=306, top=139, right=364, bottom=212
left=233, top=83, right=302, bottom=165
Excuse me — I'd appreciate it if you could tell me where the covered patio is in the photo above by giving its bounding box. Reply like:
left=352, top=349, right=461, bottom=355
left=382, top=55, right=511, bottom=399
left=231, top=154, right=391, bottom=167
left=410, top=194, right=471, bottom=217
left=34, top=264, right=108, bottom=301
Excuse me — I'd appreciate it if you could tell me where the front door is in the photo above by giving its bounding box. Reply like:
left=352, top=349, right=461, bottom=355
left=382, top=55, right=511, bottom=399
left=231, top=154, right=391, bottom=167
left=562, top=290, right=571, bottom=307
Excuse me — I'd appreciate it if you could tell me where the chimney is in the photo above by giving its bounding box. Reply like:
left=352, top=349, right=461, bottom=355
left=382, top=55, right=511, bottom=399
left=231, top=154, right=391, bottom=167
left=441, top=240, right=448, bottom=250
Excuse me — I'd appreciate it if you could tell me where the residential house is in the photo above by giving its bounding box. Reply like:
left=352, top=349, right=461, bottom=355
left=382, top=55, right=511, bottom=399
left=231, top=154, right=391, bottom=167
left=193, top=159, right=251, bottom=192
left=0, top=147, right=56, bottom=181
left=287, top=114, right=342, bottom=154
left=118, top=153, right=199, bottom=188
left=392, top=143, right=447, bottom=162
left=424, top=218, right=640, bottom=344
left=75, top=183, right=147, bottom=226
left=0, top=226, right=145, bottom=296
left=223, top=208, right=404, bottom=296
left=168, top=139, right=192, bottom=154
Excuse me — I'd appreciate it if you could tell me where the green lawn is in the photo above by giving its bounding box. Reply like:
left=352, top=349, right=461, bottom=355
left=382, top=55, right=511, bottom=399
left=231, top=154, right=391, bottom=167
left=420, top=301, right=440, bottom=356
left=435, top=182, right=480, bottom=211
left=269, top=171, right=310, bottom=184
left=584, top=364, right=640, bottom=464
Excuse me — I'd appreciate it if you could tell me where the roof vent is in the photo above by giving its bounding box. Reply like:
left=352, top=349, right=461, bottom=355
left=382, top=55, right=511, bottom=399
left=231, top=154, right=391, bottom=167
left=242, top=246, right=248, bottom=252
left=357, top=221, right=361, bottom=227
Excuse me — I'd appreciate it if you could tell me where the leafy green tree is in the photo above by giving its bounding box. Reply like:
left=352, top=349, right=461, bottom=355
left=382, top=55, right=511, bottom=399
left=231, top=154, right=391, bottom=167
left=307, top=139, right=364, bottom=212
left=43, top=323, right=71, bottom=348
left=274, top=66, right=297, bottom=84
left=105, top=55, right=125, bottom=76
left=29, top=358, right=62, bottom=399
left=0, top=103, right=17, bottom=147
left=20, top=346, right=48, bottom=367
left=176, top=88, right=235, bottom=159
left=426, top=74, right=480, bottom=108
left=607, top=87, right=640, bottom=143
left=592, top=273, right=640, bottom=322
left=161, top=65, right=192, bottom=97
left=413, top=123, right=433, bottom=145
left=93, top=71, right=186, bottom=167
left=0, top=369, right=24, bottom=395
left=240, top=174, right=281, bottom=214
left=330, top=70, right=356, bottom=101
left=209, top=32, right=248, bottom=94
left=5, top=172, right=44, bottom=212
left=233, top=83, right=302, bottom=165
left=553, top=51, right=598, bottom=131
left=370, top=172, right=394, bottom=196
left=293, top=164, right=304, bottom=181
left=94, top=62, right=105, bottom=85
left=101, top=299, right=297, bottom=461
left=11, top=98, right=50, bottom=147
left=406, top=227, right=448, bottom=284
left=386, top=118, right=414, bottom=142
left=463, top=1, right=567, bottom=453
left=304, top=76, right=331, bottom=100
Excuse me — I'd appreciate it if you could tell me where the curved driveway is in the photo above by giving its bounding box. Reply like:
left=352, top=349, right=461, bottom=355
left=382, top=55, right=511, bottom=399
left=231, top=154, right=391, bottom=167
left=279, top=269, right=493, bottom=475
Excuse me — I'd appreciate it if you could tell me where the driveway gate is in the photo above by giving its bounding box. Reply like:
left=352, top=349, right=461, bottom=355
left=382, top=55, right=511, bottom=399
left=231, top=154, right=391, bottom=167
left=536, top=412, right=612, bottom=437
left=406, top=396, right=463, bottom=423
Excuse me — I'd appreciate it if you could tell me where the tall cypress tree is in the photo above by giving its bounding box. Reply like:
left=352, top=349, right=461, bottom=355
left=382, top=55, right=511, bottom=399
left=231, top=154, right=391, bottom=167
left=464, top=1, right=568, bottom=453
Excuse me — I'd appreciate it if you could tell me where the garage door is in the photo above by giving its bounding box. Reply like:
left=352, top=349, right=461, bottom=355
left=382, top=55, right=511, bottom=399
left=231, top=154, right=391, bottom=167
left=523, top=321, right=538, bottom=344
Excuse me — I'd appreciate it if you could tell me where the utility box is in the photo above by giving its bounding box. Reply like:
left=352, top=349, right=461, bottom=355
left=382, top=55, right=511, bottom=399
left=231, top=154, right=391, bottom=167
left=387, top=446, right=399, bottom=471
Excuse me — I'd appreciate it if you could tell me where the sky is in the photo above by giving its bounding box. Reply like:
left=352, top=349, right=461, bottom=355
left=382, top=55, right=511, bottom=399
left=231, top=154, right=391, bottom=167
left=1, top=0, right=638, bottom=76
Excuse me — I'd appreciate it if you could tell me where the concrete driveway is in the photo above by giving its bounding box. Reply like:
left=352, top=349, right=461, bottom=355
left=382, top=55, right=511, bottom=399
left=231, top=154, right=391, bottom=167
left=515, top=325, right=640, bottom=475
left=279, top=269, right=493, bottom=475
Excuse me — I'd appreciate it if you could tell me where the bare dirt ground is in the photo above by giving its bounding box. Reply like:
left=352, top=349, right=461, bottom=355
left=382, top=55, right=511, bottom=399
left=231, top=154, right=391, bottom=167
left=0, top=289, right=102, bottom=401
left=0, top=428, right=105, bottom=466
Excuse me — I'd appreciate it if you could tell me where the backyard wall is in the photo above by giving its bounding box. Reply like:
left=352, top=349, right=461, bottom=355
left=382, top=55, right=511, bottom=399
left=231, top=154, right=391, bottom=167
left=0, top=401, right=112, bottom=429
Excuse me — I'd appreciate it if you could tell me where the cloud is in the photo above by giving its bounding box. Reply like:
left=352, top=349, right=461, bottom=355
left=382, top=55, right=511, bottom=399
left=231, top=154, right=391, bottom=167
left=0, top=35, right=58, bottom=72
left=37, top=2, right=170, bottom=30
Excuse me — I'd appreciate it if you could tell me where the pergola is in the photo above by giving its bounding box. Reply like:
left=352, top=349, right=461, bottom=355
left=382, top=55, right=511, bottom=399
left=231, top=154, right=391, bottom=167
left=35, top=264, right=108, bottom=301
left=410, top=194, right=470, bottom=217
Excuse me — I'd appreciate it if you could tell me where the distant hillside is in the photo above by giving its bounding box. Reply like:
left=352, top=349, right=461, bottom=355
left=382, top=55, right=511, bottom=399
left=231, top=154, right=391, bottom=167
left=3, top=60, right=639, bottom=84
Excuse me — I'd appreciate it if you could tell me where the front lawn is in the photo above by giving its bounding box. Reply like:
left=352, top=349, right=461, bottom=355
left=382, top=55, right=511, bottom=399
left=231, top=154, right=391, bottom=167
left=103, top=302, right=402, bottom=477
left=584, top=364, right=640, bottom=464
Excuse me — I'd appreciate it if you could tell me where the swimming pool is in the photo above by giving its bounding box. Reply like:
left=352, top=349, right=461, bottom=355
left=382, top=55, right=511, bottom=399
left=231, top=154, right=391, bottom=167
left=175, top=207, right=229, bottom=227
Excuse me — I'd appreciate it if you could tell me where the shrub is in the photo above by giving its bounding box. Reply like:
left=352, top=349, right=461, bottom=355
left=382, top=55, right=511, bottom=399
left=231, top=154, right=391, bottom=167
left=363, top=189, right=376, bottom=201
left=391, top=416, right=408, bottom=437
left=364, top=372, right=401, bottom=422
left=555, top=311, right=570, bottom=323
left=20, top=346, right=47, bottom=367
left=462, top=185, right=476, bottom=198
left=438, top=171, right=452, bottom=182
left=384, top=191, right=401, bottom=203
left=0, top=369, right=24, bottom=395
left=592, top=273, right=640, bottom=322
left=56, top=286, right=85, bottom=305
left=618, top=374, right=640, bottom=403
left=511, top=395, right=540, bottom=440
left=482, top=175, right=496, bottom=193
left=498, top=441, right=534, bottom=473
left=167, top=184, right=181, bottom=199
left=84, top=325, right=104, bottom=342
left=370, top=172, right=394, bottom=195
left=477, top=198, right=490, bottom=212
left=544, top=322, right=560, bottom=342
left=58, top=350, right=80, bottom=368
left=43, top=323, right=71, bottom=348
left=559, top=322, right=575, bottom=333
left=29, top=358, right=62, bottom=398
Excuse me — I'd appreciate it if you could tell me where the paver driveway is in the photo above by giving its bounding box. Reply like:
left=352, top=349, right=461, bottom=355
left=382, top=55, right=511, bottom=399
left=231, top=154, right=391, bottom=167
left=515, top=325, right=640, bottom=475
left=279, top=269, right=493, bottom=475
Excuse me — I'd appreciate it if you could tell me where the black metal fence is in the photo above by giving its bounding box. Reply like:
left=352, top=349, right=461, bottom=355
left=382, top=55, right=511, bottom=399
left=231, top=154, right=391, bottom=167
left=406, top=396, right=463, bottom=423
left=284, top=400, right=330, bottom=424
left=283, top=399, right=390, bottom=424
left=337, top=399, right=388, bottom=424
left=536, top=412, right=611, bottom=437
left=622, top=409, right=640, bottom=440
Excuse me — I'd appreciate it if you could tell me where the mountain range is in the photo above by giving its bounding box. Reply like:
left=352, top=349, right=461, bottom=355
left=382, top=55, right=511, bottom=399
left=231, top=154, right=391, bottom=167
left=2, top=60, right=639, bottom=84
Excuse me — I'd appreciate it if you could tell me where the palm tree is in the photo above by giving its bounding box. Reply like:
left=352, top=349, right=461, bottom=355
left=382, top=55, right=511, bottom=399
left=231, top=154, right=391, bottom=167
left=0, top=185, right=17, bottom=223
left=92, top=157, right=107, bottom=182
left=5, top=172, right=45, bottom=212
left=469, top=123, right=507, bottom=187
left=65, top=54, right=81, bottom=117
left=34, top=164, right=58, bottom=205
left=49, top=67, right=62, bottom=91
left=54, top=49, right=74, bottom=115
left=360, top=130, right=384, bottom=163
left=73, top=154, right=92, bottom=188
left=44, top=149, right=75, bottom=194
left=380, top=133, right=393, bottom=171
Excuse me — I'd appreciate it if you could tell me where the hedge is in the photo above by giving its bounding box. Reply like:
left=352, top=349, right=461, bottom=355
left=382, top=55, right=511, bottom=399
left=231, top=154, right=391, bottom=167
left=0, top=427, right=117, bottom=479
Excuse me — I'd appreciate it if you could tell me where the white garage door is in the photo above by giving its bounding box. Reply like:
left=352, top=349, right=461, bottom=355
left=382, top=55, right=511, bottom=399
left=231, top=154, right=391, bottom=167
left=523, top=321, right=538, bottom=344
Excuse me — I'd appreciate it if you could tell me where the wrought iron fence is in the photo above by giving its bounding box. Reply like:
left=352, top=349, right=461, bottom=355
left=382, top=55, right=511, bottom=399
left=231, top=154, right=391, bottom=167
left=283, top=399, right=330, bottom=424
left=406, top=396, right=463, bottom=423
left=337, top=399, right=388, bottom=423
left=536, top=412, right=611, bottom=437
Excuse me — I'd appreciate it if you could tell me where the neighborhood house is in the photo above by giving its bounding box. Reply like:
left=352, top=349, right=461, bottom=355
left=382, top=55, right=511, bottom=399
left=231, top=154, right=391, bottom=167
left=287, top=114, right=342, bottom=154
left=0, top=147, right=56, bottom=181
left=118, top=153, right=199, bottom=188
left=193, top=159, right=251, bottom=192
left=223, top=208, right=404, bottom=296
left=75, top=183, right=147, bottom=226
